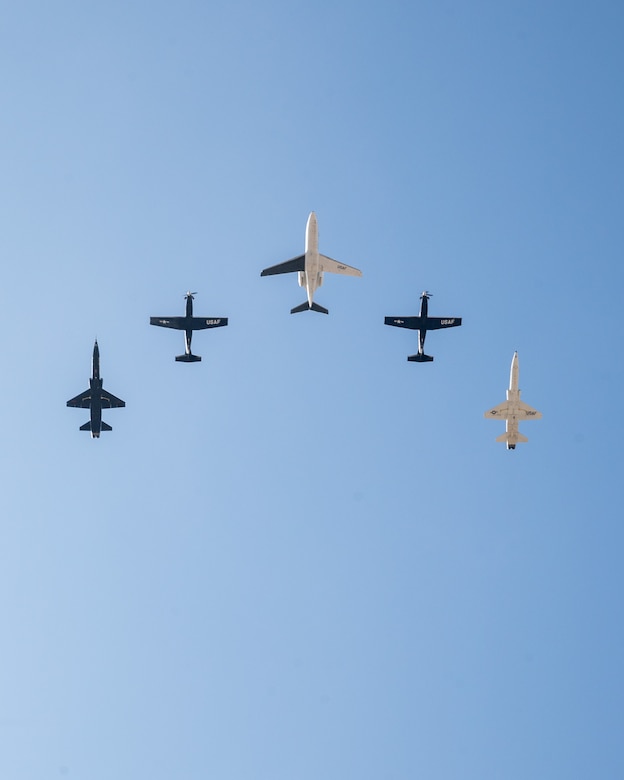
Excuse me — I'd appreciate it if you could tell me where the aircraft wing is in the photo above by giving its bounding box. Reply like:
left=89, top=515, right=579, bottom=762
left=384, top=316, right=423, bottom=330
left=150, top=317, right=187, bottom=330
left=100, top=390, right=125, bottom=409
left=319, top=254, right=362, bottom=277
left=187, top=317, right=229, bottom=331
left=67, top=390, right=92, bottom=408
left=516, top=400, right=542, bottom=419
left=484, top=401, right=511, bottom=419
left=425, top=317, right=462, bottom=330
left=261, top=255, right=305, bottom=276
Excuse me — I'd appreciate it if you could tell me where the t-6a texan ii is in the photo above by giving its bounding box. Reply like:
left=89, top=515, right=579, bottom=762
left=384, top=291, right=462, bottom=362
left=66, top=340, right=125, bottom=438
left=484, top=351, right=542, bottom=449
left=150, top=292, right=228, bottom=362
left=261, top=212, right=362, bottom=314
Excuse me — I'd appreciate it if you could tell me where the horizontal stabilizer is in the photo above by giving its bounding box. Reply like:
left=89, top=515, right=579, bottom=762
left=408, top=353, right=434, bottom=362
left=496, top=432, right=528, bottom=444
left=290, top=301, right=329, bottom=314
left=101, top=422, right=112, bottom=432
left=79, top=421, right=91, bottom=431
left=261, top=255, right=305, bottom=276
left=175, top=354, right=202, bottom=362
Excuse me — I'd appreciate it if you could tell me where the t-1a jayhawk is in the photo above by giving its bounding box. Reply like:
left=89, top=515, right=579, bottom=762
left=261, top=212, right=362, bottom=314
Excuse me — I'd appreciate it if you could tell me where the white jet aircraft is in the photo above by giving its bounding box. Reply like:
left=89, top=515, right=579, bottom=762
left=261, top=212, right=362, bottom=314
left=484, top=351, right=542, bottom=449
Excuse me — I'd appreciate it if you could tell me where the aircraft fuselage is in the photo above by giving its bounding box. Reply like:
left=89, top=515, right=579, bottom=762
left=88, top=378, right=104, bottom=437
left=182, top=293, right=196, bottom=356
left=417, top=292, right=429, bottom=354
left=502, top=352, right=523, bottom=445
left=299, top=212, right=322, bottom=307
left=88, top=343, right=104, bottom=437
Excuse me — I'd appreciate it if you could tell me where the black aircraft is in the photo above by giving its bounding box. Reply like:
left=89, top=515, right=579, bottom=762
left=67, top=340, right=125, bottom=438
left=150, top=292, right=228, bottom=362
left=384, top=291, right=462, bottom=362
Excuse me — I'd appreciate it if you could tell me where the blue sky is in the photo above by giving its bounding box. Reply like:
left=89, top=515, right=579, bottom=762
left=1, top=2, right=623, bottom=778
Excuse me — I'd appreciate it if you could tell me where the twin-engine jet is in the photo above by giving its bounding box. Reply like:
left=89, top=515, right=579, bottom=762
left=261, top=212, right=362, bottom=314
left=384, top=291, right=462, bottom=362
left=150, top=292, right=228, bottom=362
left=66, top=340, right=125, bottom=438
left=484, top=351, right=542, bottom=449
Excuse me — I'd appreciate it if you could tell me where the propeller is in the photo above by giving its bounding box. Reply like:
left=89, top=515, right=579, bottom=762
left=421, top=290, right=432, bottom=299
left=184, top=291, right=198, bottom=299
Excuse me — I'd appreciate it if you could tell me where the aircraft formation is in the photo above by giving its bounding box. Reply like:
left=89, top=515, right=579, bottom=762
left=67, top=212, right=541, bottom=447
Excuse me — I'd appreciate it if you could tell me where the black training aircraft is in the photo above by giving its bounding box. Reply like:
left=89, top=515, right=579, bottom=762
left=384, top=291, right=462, bottom=362
left=150, top=292, right=228, bottom=362
left=67, top=340, right=125, bottom=438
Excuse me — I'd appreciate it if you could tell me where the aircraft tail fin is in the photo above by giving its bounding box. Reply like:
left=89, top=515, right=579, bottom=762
left=408, top=353, right=434, bottom=363
left=80, top=421, right=112, bottom=433
left=175, top=354, right=202, bottom=362
left=496, top=432, right=528, bottom=445
left=290, top=301, right=329, bottom=315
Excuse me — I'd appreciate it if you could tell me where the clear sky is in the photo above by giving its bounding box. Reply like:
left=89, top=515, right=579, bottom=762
left=1, top=2, right=623, bottom=778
